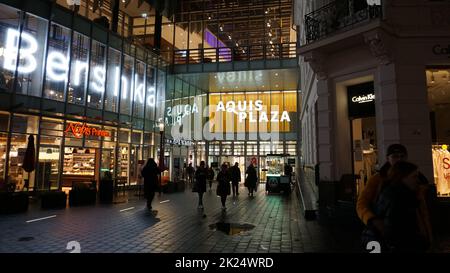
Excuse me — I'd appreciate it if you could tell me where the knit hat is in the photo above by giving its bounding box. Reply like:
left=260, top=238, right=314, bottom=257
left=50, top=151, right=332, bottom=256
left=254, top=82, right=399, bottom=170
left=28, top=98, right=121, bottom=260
left=386, top=144, right=408, bottom=156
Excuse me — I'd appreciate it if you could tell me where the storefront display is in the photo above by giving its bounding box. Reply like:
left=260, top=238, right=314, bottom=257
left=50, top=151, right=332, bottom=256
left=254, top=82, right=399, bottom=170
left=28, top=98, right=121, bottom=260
left=265, top=154, right=291, bottom=193
left=432, top=145, right=450, bottom=196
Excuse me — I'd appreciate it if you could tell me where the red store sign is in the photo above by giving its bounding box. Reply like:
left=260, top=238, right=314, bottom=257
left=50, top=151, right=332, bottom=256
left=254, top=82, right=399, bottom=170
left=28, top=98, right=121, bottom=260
left=64, top=123, right=110, bottom=139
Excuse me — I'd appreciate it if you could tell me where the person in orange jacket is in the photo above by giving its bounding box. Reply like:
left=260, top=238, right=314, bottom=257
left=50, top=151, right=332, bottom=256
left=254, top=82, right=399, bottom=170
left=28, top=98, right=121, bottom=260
left=356, top=144, right=437, bottom=251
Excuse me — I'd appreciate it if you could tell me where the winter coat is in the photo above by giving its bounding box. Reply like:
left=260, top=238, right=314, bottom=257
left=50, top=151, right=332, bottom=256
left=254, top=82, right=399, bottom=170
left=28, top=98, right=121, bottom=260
left=374, top=183, right=430, bottom=252
left=230, top=166, right=241, bottom=183
left=195, top=167, right=208, bottom=193
left=245, top=165, right=257, bottom=189
left=216, top=170, right=231, bottom=196
left=141, top=160, right=161, bottom=197
left=356, top=162, right=434, bottom=246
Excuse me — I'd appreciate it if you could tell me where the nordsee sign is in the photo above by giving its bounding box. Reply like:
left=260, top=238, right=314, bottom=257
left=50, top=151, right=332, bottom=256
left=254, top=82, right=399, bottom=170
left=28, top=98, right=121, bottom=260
left=3, top=28, right=156, bottom=106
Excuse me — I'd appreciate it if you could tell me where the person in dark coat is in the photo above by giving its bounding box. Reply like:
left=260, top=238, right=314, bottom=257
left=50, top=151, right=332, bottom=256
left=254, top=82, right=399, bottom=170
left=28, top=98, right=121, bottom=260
left=372, top=161, right=431, bottom=253
left=207, top=164, right=215, bottom=190
left=230, top=162, right=241, bottom=196
left=216, top=163, right=231, bottom=210
left=187, top=163, right=195, bottom=185
left=195, top=161, right=208, bottom=209
left=245, top=163, right=258, bottom=197
left=141, top=158, right=160, bottom=213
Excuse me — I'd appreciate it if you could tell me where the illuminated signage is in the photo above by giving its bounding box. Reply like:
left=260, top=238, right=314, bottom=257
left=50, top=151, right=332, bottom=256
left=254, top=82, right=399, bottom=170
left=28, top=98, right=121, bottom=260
left=215, top=99, right=291, bottom=123
left=3, top=28, right=155, bottom=106
left=165, top=103, right=199, bottom=125
left=351, top=93, right=375, bottom=104
left=433, top=45, right=450, bottom=58
left=347, top=82, right=375, bottom=118
left=64, top=123, right=110, bottom=138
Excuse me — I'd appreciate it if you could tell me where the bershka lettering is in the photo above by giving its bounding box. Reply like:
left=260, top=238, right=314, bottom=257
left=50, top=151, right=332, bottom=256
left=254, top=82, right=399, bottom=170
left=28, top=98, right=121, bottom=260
left=216, top=99, right=291, bottom=123
left=3, top=28, right=156, bottom=106
left=175, top=257, right=209, bottom=271
left=352, top=93, right=375, bottom=104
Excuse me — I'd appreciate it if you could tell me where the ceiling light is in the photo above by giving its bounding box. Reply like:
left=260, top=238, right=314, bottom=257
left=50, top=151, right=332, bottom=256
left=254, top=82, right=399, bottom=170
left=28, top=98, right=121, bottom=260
left=268, top=33, right=272, bottom=37
left=275, top=73, right=278, bottom=76
left=220, top=26, right=223, bottom=31
left=208, top=16, right=211, bottom=20
left=267, top=23, right=271, bottom=27
left=275, top=84, right=279, bottom=88
left=431, top=73, right=435, bottom=84
left=141, top=13, right=148, bottom=18
left=235, top=43, right=239, bottom=47
left=269, top=41, right=273, bottom=44
left=265, top=10, right=268, bottom=14
left=228, top=35, right=232, bottom=40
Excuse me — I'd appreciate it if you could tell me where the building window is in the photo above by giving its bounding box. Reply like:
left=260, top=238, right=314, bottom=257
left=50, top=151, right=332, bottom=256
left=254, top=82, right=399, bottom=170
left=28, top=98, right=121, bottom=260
left=68, top=32, right=90, bottom=105
left=43, top=23, right=71, bottom=102
left=87, top=40, right=106, bottom=109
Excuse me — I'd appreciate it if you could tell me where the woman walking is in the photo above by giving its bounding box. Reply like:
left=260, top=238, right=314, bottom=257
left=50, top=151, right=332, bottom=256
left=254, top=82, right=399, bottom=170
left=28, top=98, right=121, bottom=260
left=245, top=163, right=258, bottom=197
left=195, top=161, right=208, bottom=209
left=141, top=158, right=160, bottom=214
left=216, top=163, right=231, bottom=210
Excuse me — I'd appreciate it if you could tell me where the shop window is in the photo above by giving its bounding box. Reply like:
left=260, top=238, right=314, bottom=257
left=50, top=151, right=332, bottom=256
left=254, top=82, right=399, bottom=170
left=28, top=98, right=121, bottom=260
left=103, top=126, right=117, bottom=142
left=131, top=131, right=142, bottom=144
left=87, top=40, right=106, bottom=109
left=119, top=129, right=130, bottom=143
left=68, top=32, right=90, bottom=105
left=101, top=142, right=115, bottom=178
left=37, top=146, right=60, bottom=190
left=0, top=112, right=10, bottom=131
left=8, top=133, right=36, bottom=191
left=43, top=23, right=71, bottom=102
left=222, top=142, right=232, bottom=155
left=0, top=4, right=21, bottom=92
left=427, top=68, right=450, bottom=197
left=0, top=132, right=7, bottom=182
left=11, top=114, right=39, bottom=134
left=40, top=118, right=64, bottom=137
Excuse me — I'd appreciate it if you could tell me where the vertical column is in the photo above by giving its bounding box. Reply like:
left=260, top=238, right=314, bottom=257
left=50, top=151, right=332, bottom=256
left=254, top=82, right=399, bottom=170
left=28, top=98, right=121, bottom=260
left=316, top=78, right=335, bottom=181
left=376, top=63, right=433, bottom=181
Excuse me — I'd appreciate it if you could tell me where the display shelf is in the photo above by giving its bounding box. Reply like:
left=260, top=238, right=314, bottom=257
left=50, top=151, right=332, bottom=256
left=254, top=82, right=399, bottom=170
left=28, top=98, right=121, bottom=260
left=63, top=149, right=95, bottom=176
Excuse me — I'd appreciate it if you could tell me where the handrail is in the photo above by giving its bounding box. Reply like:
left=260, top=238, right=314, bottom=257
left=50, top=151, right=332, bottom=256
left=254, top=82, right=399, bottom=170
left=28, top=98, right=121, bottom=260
left=304, top=0, right=382, bottom=44
left=166, top=42, right=297, bottom=65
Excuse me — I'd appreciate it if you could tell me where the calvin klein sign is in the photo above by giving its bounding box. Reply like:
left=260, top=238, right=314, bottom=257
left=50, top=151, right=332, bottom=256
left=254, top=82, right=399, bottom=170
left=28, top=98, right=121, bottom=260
left=348, top=82, right=375, bottom=119
left=433, top=45, right=450, bottom=58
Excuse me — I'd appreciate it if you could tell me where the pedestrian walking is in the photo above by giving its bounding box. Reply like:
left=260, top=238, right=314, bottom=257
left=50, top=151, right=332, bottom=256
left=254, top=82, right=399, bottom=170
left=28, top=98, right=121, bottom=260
left=363, top=161, right=432, bottom=252
left=194, top=161, right=208, bottom=209
left=187, top=163, right=195, bottom=185
left=356, top=144, right=436, bottom=251
left=207, top=164, right=215, bottom=190
left=245, top=163, right=258, bottom=197
left=216, top=163, right=231, bottom=210
left=230, top=162, right=241, bottom=196
left=141, top=158, right=160, bottom=214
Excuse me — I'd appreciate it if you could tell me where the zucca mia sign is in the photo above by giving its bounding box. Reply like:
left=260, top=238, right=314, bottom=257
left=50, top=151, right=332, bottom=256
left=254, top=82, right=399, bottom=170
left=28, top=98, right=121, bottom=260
left=64, top=122, right=110, bottom=139
left=2, top=28, right=156, bottom=106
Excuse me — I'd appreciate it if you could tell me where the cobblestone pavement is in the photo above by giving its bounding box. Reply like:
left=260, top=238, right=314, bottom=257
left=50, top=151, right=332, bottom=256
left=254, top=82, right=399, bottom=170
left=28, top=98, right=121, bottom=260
left=0, top=183, right=345, bottom=253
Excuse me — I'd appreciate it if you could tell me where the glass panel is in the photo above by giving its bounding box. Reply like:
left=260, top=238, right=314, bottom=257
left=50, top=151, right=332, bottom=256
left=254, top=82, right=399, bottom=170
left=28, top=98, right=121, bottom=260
left=101, top=141, right=116, bottom=177
left=0, top=4, right=21, bottom=92
left=120, top=54, right=134, bottom=115
left=43, top=23, right=71, bottom=101
left=87, top=40, right=106, bottom=109
left=11, top=114, right=39, bottom=134
left=15, top=13, right=48, bottom=96
left=68, top=32, right=89, bottom=105
left=145, top=65, right=156, bottom=121
left=104, top=47, right=121, bottom=112
left=0, top=112, right=9, bottom=131
left=37, top=146, right=60, bottom=190
left=9, top=133, right=36, bottom=191
left=133, top=60, right=146, bottom=118
left=0, top=132, right=7, bottom=182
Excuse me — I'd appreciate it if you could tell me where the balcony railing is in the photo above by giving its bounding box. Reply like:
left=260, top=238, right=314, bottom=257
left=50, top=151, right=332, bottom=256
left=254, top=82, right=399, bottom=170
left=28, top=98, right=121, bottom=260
left=164, top=43, right=297, bottom=65
left=305, top=1, right=382, bottom=44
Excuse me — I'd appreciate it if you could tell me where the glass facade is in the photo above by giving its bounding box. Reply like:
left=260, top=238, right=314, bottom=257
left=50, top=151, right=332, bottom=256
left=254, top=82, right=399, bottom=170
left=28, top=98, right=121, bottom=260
left=0, top=3, right=167, bottom=192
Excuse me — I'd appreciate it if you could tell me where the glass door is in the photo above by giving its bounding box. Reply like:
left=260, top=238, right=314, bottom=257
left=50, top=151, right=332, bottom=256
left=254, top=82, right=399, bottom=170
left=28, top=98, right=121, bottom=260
left=37, top=146, right=60, bottom=190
